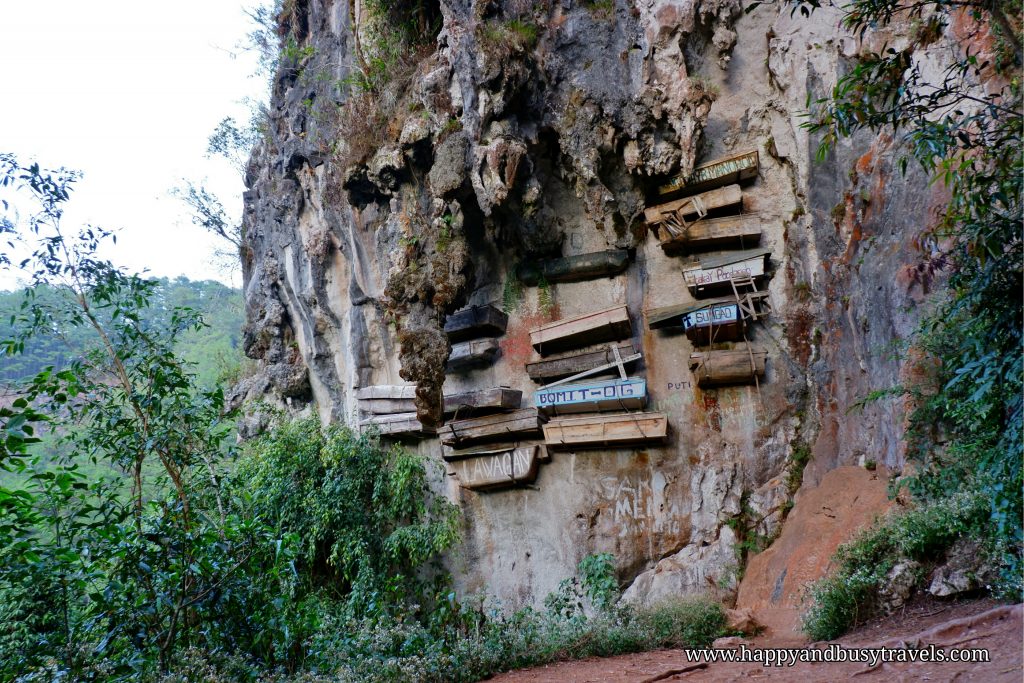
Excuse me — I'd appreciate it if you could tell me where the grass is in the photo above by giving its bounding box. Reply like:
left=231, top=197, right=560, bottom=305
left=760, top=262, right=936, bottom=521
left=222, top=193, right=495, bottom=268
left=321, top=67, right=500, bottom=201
left=161, top=596, right=727, bottom=683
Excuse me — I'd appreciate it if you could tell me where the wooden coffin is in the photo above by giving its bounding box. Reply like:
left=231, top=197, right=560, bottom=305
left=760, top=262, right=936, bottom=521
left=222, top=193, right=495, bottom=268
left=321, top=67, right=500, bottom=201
left=444, top=387, right=522, bottom=417
left=644, top=184, right=743, bottom=238
left=445, top=304, right=508, bottom=343
left=359, top=412, right=435, bottom=438
left=544, top=412, right=668, bottom=449
left=447, top=338, right=500, bottom=370
left=529, top=305, right=631, bottom=355
left=444, top=444, right=542, bottom=491
left=657, top=150, right=759, bottom=197
left=518, top=250, right=630, bottom=286
left=440, top=408, right=547, bottom=447
left=357, top=385, right=520, bottom=415
left=535, top=377, right=647, bottom=414
left=659, top=214, right=762, bottom=255
left=689, top=349, right=767, bottom=387
left=682, top=302, right=745, bottom=344
left=356, top=385, right=416, bottom=414
left=682, top=248, right=772, bottom=297
left=526, top=343, right=638, bottom=382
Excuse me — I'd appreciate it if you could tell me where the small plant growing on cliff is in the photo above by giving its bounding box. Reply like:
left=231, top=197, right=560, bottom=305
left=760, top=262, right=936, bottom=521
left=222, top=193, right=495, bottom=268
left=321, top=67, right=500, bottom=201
left=536, top=274, right=555, bottom=316
left=502, top=273, right=523, bottom=313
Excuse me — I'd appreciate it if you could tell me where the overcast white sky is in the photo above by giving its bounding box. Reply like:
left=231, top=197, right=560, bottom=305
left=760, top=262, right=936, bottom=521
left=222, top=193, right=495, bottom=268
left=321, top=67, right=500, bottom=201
left=0, top=0, right=267, bottom=290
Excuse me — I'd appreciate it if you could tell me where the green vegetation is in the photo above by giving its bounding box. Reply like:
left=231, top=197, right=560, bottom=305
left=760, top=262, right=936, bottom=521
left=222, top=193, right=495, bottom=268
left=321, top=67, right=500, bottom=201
left=786, top=0, right=1022, bottom=637
left=0, top=278, right=244, bottom=388
left=803, top=491, right=991, bottom=640
left=479, top=18, right=540, bottom=54
left=0, top=154, right=729, bottom=681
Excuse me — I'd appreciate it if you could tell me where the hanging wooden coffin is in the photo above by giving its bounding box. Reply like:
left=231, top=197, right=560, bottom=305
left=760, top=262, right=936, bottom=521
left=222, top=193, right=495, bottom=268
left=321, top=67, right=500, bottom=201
left=517, top=250, right=630, bottom=286
left=447, top=338, right=500, bottom=370
left=535, top=377, right=647, bottom=414
left=658, top=214, right=763, bottom=255
left=682, top=302, right=745, bottom=344
left=689, top=349, right=767, bottom=387
left=682, top=248, right=771, bottom=297
left=444, top=304, right=508, bottom=343
left=356, top=385, right=417, bottom=414
left=440, top=408, right=547, bottom=447
left=525, top=343, right=638, bottom=382
left=359, top=412, right=436, bottom=438
left=529, top=305, right=631, bottom=355
left=644, top=184, right=743, bottom=239
left=357, top=385, right=520, bottom=415
left=443, top=444, right=542, bottom=491
left=657, top=150, right=759, bottom=197
left=444, top=387, right=522, bottom=417
left=543, top=411, right=668, bottom=449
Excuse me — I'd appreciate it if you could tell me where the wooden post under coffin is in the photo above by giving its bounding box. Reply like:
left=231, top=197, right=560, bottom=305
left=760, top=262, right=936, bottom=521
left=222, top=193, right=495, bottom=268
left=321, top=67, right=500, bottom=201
left=543, top=412, right=668, bottom=449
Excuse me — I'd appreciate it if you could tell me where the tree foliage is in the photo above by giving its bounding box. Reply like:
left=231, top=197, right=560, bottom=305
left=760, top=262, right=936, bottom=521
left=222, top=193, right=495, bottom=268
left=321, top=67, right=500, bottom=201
left=790, top=0, right=1022, bottom=609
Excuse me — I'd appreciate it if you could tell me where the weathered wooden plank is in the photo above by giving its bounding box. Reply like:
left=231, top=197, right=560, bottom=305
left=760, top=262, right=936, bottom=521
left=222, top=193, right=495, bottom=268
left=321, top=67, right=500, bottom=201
left=359, top=412, right=436, bottom=438
left=529, top=305, right=631, bottom=355
left=659, top=214, right=763, bottom=254
left=682, top=250, right=771, bottom=296
left=682, top=302, right=745, bottom=344
left=444, top=387, right=522, bottom=417
left=544, top=412, right=668, bottom=449
left=360, top=387, right=522, bottom=416
left=526, top=343, right=638, bottom=382
left=696, top=247, right=772, bottom=270
left=440, top=408, right=547, bottom=447
left=360, top=397, right=417, bottom=414
left=657, top=150, right=759, bottom=197
left=445, top=445, right=541, bottom=491
left=689, top=349, right=767, bottom=387
left=644, top=184, right=743, bottom=231
left=535, top=377, right=647, bottom=414
left=518, top=250, right=631, bottom=286
left=355, top=385, right=416, bottom=400
left=447, top=337, right=500, bottom=371
left=444, top=304, right=508, bottom=343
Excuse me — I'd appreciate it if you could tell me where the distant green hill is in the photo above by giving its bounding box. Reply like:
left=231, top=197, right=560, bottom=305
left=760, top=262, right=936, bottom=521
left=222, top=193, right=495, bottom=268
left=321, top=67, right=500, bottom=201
left=0, top=277, right=245, bottom=388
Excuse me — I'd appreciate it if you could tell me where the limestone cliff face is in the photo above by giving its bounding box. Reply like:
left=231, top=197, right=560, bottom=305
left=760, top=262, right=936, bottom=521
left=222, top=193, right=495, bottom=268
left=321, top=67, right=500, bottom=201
left=237, top=0, right=947, bottom=605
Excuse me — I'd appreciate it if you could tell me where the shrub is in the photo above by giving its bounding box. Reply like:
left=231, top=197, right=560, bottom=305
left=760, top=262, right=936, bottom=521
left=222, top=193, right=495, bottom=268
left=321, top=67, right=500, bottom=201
left=802, top=490, right=993, bottom=640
